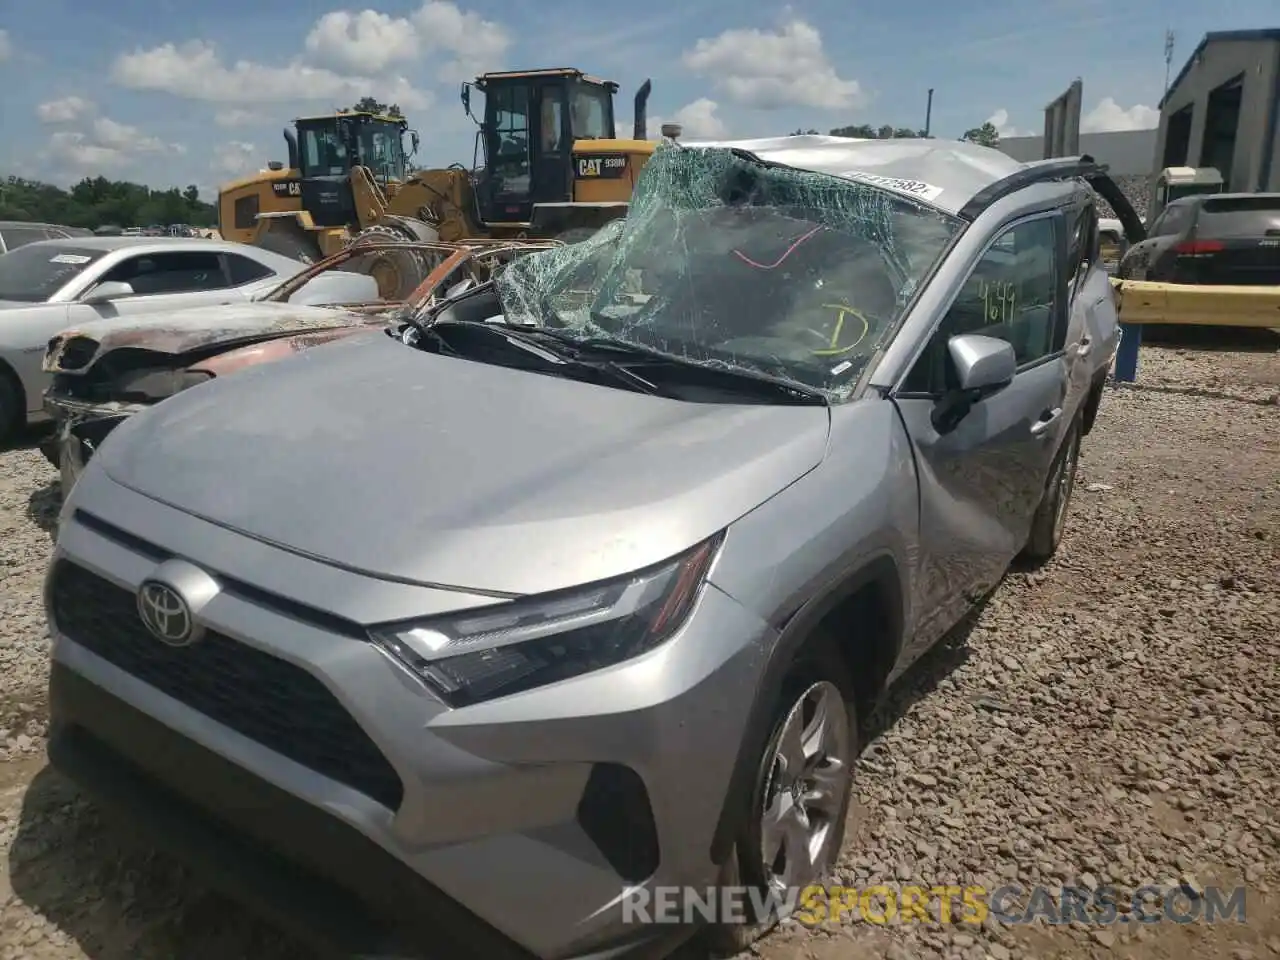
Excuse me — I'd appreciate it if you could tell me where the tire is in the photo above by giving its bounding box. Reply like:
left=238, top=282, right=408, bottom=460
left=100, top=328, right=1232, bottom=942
left=1081, top=376, right=1105, bottom=435
left=346, top=222, right=438, bottom=300
left=704, top=634, right=858, bottom=956
left=256, top=228, right=319, bottom=265
left=39, top=434, right=61, bottom=469
left=1021, top=416, right=1082, bottom=566
left=0, top=369, right=23, bottom=449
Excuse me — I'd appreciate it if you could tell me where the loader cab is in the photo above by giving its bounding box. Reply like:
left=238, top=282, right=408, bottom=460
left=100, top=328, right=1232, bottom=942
left=291, top=112, right=411, bottom=227
left=471, top=69, right=619, bottom=226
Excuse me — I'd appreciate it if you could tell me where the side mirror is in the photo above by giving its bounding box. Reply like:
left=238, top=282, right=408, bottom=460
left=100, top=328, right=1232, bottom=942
left=930, top=334, right=1016, bottom=434
left=949, top=333, right=1016, bottom=393
left=82, top=281, right=135, bottom=304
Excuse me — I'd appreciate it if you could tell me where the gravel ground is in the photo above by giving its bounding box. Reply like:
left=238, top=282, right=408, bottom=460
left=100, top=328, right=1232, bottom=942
left=0, top=329, right=1276, bottom=960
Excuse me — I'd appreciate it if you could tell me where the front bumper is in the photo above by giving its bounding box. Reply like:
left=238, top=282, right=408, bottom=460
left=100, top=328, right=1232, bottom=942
left=42, top=394, right=138, bottom=488
left=46, top=475, right=772, bottom=959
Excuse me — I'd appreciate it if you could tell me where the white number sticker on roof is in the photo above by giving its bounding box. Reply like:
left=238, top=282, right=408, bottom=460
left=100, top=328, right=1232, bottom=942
left=841, top=172, right=944, bottom=203
left=49, top=254, right=92, bottom=265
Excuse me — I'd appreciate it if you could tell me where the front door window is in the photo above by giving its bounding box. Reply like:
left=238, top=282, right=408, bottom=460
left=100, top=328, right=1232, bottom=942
left=491, top=84, right=531, bottom=197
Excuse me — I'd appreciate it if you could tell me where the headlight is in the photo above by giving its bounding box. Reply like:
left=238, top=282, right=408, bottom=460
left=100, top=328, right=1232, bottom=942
left=369, top=535, right=722, bottom=706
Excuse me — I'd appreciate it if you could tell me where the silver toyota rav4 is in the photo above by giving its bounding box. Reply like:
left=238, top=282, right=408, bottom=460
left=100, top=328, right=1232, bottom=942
left=45, top=137, right=1143, bottom=960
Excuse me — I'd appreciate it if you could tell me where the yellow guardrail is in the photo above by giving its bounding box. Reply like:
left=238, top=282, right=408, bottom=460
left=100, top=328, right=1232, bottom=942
left=1109, top=278, right=1280, bottom=329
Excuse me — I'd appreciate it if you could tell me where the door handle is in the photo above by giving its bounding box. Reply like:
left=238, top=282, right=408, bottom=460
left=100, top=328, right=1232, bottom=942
left=1030, top=407, right=1062, bottom=436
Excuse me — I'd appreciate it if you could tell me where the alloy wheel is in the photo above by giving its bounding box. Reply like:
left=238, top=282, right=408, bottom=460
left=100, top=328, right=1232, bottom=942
left=758, top=680, right=852, bottom=899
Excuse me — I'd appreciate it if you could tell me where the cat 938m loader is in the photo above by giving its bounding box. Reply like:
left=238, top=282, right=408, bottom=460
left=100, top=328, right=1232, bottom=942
left=217, top=68, right=657, bottom=297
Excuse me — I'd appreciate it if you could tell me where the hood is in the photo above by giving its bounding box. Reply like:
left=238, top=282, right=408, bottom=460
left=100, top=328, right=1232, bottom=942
left=97, top=333, right=831, bottom=597
left=46, top=300, right=380, bottom=372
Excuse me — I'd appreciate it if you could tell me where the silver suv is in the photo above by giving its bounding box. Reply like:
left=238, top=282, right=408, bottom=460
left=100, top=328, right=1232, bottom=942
left=45, top=137, right=1142, bottom=960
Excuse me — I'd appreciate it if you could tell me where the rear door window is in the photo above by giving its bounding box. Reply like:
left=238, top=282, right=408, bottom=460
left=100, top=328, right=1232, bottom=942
left=1197, top=196, right=1280, bottom=238
left=100, top=251, right=230, bottom=295
left=225, top=253, right=275, bottom=286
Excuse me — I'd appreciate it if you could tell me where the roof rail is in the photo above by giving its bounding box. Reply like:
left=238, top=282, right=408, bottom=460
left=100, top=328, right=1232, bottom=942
left=957, top=155, right=1109, bottom=221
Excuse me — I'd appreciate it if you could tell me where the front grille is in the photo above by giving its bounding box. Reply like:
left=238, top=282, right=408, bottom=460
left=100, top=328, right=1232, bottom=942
left=50, top=560, right=404, bottom=810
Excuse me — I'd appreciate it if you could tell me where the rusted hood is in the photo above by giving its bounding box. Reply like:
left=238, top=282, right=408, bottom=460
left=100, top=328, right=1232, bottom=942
left=191, top=325, right=373, bottom=377
left=46, top=301, right=385, bottom=373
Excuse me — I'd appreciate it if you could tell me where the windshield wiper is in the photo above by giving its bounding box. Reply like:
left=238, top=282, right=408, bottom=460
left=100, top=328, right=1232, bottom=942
left=572, top=329, right=829, bottom=405
left=429, top=320, right=659, bottom=395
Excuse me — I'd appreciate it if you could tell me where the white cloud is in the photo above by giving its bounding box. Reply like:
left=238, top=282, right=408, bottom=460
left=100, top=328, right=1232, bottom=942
left=648, top=99, right=728, bottom=140
left=301, top=0, right=508, bottom=85
left=408, top=1, right=510, bottom=83
left=304, top=9, right=420, bottom=75
left=303, top=2, right=508, bottom=84
left=682, top=20, right=863, bottom=111
left=37, top=96, right=93, bottom=124
left=0, top=30, right=12, bottom=63
left=986, top=108, right=1030, bottom=139
left=213, top=141, right=258, bottom=176
left=110, top=39, right=432, bottom=110
left=92, top=117, right=171, bottom=153
left=214, top=108, right=265, bottom=128
left=1081, top=97, right=1159, bottom=133
left=45, top=117, right=183, bottom=171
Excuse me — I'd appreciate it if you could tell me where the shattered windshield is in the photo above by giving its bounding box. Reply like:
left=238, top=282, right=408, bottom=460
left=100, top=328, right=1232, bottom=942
left=495, top=144, right=961, bottom=401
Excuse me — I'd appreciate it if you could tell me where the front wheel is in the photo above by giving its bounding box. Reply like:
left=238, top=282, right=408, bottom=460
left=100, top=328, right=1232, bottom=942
left=0, top=373, right=22, bottom=449
left=705, top=638, right=857, bottom=955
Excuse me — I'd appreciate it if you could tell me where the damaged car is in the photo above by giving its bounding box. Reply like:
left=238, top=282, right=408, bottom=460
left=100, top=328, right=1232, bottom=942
left=47, top=137, right=1142, bottom=960
left=41, top=238, right=558, bottom=489
left=0, top=236, right=315, bottom=444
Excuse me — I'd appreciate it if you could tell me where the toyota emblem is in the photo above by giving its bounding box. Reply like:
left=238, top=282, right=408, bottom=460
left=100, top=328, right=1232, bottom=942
left=136, top=580, right=201, bottom=647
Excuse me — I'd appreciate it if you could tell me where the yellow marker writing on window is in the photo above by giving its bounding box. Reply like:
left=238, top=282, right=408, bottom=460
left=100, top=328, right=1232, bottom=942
left=811, top=304, right=871, bottom=356
left=977, top=278, right=1017, bottom=324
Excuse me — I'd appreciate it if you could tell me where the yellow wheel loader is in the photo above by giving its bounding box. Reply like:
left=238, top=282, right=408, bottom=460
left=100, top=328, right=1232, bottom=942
left=217, top=69, right=658, bottom=298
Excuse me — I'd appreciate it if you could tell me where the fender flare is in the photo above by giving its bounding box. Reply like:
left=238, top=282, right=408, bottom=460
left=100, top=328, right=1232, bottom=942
left=707, top=552, right=906, bottom=865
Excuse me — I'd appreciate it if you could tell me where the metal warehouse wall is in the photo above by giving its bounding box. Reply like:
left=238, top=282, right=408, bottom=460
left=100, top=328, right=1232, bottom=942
left=997, top=130, right=1158, bottom=176
left=1156, top=35, right=1280, bottom=193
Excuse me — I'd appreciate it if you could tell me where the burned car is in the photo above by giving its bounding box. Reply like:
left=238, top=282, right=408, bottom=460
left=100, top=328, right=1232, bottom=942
left=41, top=238, right=558, bottom=488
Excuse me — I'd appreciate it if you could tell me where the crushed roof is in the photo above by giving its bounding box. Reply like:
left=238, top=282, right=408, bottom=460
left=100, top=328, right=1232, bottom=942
left=678, top=135, right=1030, bottom=217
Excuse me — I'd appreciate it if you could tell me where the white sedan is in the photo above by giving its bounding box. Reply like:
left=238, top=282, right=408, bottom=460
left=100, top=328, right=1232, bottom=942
left=0, top=236, right=308, bottom=443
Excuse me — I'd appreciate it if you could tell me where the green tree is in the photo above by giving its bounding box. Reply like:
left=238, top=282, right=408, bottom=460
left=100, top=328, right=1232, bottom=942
left=828, top=124, right=930, bottom=139
left=0, top=174, right=216, bottom=229
left=789, top=128, right=821, bottom=135
left=351, top=97, right=403, bottom=118
left=961, top=122, right=1000, bottom=147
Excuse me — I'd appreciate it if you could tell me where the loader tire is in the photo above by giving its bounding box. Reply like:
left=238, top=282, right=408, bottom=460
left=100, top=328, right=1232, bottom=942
left=347, top=223, right=439, bottom=301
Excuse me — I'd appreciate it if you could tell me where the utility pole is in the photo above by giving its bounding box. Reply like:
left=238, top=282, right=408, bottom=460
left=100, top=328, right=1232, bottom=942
left=924, top=88, right=934, bottom=137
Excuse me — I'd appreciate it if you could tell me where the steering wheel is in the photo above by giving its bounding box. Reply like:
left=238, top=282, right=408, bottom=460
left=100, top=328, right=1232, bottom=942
left=801, top=303, right=873, bottom=357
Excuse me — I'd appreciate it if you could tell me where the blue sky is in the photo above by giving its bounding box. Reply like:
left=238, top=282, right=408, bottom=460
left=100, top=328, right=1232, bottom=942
left=0, top=0, right=1275, bottom=200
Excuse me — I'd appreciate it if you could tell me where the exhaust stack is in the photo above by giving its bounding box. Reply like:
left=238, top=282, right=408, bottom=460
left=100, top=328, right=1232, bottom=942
left=633, top=79, right=652, bottom=139
left=283, top=128, right=300, bottom=172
